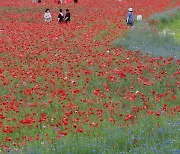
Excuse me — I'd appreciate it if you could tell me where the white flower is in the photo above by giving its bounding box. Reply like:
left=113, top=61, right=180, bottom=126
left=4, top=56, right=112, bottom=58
left=136, top=91, right=139, bottom=94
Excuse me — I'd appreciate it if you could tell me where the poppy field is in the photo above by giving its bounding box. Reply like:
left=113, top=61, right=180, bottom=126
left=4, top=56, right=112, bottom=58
left=0, top=0, right=180, bottom=153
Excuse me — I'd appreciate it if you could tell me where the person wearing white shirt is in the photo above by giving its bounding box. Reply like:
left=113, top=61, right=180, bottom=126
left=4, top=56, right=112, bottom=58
left=44, top=9, right=52, bottom=23
left=58, top=9, right=64, bottom=23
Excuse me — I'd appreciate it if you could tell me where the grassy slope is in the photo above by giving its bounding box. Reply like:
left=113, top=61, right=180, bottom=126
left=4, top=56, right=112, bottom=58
left=149, top=7, right=180, bottom=39
left=169, top=19, right=180, bottom=39
left=114, top=7, right=180, bottom=60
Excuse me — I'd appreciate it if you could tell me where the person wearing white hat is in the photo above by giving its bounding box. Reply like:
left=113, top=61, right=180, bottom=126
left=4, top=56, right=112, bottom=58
left=126, top=8, right=134, bottom=26
left=128, top=8, right=133, bottom=12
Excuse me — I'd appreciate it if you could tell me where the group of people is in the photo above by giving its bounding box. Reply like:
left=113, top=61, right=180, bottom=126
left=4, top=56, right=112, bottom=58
left=32, top=0, right=41, bottom=3
left=44, top=8, right=71, bottom=23
left=44, top=7, right=134, bottom=26
left=57, top=0, right=78, bottom=4
left=32, top=0, right=78, bottom=4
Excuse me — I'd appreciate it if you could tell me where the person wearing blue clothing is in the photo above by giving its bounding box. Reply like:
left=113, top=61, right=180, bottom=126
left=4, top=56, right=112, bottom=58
left=126, top=8, right=134, bottom=26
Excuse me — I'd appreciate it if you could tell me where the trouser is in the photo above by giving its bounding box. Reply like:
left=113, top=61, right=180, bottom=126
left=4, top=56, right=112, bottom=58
left=65, top=19, right=70, bottom=23
left=127, top=22, right=133, bottom=26
left=45, top=18, right=51, bottom=22
left=32, top=0, right=36, bottom=3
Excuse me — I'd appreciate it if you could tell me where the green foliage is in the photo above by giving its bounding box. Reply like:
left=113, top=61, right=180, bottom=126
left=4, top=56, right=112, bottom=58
left=113, top=21, right=180, bottom=60
left=114, top=7, right=180, bottom=60
left=149, top=7, right=180, bottom=39
left=149, top=7, right=180, bottom=28
left=167, top=18, right=180, bottom=39
left=7, top=115, right=180, bottom=153
left=0, top=2, right=179, bottom=154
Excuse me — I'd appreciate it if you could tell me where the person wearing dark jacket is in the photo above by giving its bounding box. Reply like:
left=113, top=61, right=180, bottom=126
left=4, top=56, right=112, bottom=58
left=64, top=9, right=70, bottom=23
left=74, top=0, right=78, bottom=3
left=58, top=9, right=64, bottom=23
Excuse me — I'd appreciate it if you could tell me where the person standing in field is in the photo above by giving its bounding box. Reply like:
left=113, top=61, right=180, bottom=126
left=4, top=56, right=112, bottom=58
left=32, top=0, right=36, bottom=3
left=74, top=0, right=78, bottom=3
left=64, top=9, right=70, bottom=23
left=58, top=9, right=64, bottom=23
left=126, top=8, right=134, bottom=26
left=44, top=9, right=52, bottom=23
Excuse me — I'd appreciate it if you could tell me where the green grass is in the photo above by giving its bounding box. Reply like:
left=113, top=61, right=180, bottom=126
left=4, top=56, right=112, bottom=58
left=166, top=18, right=180, bottom=39
left=113, top=7, right=180, bottom=60
left=113, top=21, right=180, bottom=60
left=1, top=55, right=179, bottom=153
left=0, top=3, right=179, bottom=154
left=5, top=115, right=179, bottom=153
left=149, top=7, right=180, bottom=40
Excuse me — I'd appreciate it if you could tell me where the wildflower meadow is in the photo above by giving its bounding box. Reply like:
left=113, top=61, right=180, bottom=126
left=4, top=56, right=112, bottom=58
left=0, top=0, right=179, bottom=153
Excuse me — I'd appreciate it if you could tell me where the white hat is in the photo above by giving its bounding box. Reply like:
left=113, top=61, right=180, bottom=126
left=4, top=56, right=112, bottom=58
left=128, top=8, right=133, bottom=11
